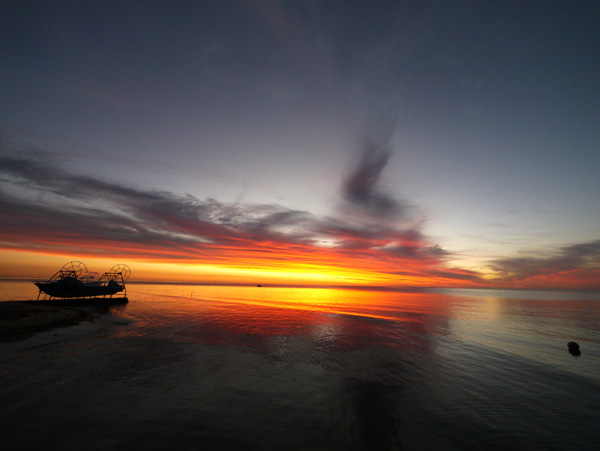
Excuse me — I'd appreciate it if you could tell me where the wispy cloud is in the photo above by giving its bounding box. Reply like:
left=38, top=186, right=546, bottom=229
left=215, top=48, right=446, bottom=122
left=0, top=139, right=600, bottom=289
left=489, top=241, right=600, bottom=289
left=4, top=143, right=598, bottom=289
left=342, top=136, right=405, bottom=219
left=0, top=140, right=474, bottom=286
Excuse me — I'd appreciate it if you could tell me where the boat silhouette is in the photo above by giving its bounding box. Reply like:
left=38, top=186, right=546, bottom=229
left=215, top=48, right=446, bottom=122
left=34, top=261, right=130, bottom=301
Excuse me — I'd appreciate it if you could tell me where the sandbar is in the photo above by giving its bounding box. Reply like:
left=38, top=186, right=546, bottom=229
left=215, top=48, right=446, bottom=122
left=0, top=301, right=91, bottom=341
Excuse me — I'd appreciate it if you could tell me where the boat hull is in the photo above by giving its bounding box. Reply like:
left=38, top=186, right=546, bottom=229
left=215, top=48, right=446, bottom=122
left=35, top=281, right=124, bottom=298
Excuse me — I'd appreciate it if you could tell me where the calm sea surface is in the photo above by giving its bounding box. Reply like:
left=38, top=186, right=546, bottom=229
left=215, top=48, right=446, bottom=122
left=1, top=282, right=599, bottom=450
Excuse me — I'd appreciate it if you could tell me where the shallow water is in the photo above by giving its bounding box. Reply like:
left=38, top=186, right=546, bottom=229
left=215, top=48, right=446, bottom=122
left=1, top=283, right=599, bottom=450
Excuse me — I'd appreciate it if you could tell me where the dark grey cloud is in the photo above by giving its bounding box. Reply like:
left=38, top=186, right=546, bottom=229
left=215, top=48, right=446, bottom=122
left=490, top=240, right=600, bottom=281
left=0, top=146, right=446, bottom=263
left=342, top=136, right=406, bottom=218
left=0, top=154, right=314, bottom=254
left=429, top=269, right=483, bottom=283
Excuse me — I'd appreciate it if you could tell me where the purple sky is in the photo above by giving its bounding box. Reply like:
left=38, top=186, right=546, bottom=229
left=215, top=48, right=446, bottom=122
left=1, top=1, right=599, bottom=287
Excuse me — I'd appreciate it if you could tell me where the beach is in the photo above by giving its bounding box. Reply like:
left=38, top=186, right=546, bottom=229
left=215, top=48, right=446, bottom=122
left=0, top=301, right=91, bottom=341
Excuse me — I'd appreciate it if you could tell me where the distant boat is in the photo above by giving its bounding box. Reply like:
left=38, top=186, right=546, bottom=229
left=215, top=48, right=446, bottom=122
left=34, top=261, right=130, bottom=301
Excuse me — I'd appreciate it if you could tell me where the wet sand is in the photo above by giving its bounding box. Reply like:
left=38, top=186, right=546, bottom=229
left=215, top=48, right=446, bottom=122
left=0, top=301, right=91, bottom=341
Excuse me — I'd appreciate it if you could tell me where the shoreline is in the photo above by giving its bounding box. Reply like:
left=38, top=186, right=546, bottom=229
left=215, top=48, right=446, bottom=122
left=0, top=301, right=93, bottom=341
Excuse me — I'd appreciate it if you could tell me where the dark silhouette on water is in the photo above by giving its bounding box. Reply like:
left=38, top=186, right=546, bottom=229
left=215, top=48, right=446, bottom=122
left=567, top=341, right=581, bottom=356
left=34, top=261, right=130, bottom=304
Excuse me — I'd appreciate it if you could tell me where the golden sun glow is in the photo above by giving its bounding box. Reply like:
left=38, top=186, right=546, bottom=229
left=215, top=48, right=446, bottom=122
left=0, top=248, right=466, bottom=288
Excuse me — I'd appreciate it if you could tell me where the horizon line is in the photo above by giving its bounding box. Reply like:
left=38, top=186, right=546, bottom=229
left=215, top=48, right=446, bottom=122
left=2, top=277, right=599, bottom=294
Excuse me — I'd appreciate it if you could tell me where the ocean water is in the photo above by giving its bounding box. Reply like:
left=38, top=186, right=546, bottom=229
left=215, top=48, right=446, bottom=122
left=1, top=282, right=599, bottom=450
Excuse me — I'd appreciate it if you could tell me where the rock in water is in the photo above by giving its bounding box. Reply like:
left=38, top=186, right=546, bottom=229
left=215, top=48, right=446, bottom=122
left=567, top=341, right=581, bottom=356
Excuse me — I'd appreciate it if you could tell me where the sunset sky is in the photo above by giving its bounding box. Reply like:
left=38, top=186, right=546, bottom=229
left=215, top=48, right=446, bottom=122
left=1, top=1, right=599, bottom=289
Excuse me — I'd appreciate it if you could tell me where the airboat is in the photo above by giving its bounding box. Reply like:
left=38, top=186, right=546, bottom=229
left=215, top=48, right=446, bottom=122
left=34, top=261, right=130, bottom=304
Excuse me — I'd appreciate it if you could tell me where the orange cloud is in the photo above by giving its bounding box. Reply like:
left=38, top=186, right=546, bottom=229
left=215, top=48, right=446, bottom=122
left=2, top=147, right=599, bottom=290
left=0, top=146, right=475, bottom=287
